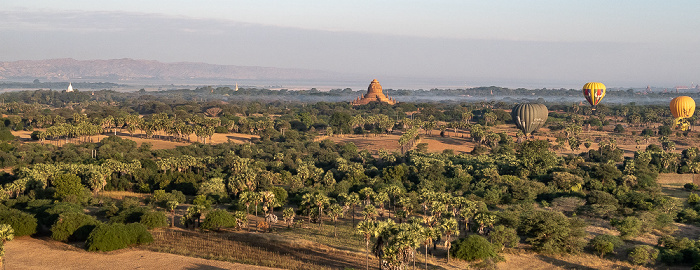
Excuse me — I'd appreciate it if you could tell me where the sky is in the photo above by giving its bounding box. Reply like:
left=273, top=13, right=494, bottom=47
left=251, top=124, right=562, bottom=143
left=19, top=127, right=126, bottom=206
left=2, top=1, right=700, bottom=88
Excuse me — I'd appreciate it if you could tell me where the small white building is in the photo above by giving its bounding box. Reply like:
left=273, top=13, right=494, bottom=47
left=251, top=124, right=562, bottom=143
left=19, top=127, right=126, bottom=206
left=66, top=83, right=74, bottom=92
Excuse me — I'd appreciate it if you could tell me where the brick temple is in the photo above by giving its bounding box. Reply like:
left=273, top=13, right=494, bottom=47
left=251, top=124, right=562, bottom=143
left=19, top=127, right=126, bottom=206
left=351, top=79, right=397, bottom=106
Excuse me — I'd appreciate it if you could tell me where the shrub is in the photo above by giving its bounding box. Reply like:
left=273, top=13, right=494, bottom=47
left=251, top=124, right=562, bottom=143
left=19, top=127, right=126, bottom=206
left=0, top=128, right=15, bottom=141
left=270, top=186, right=288, bottom=206
left=628, top=245, right=659, bottom=265
left=689, top=193, right=700, bottom=206
left=685, top=183, right=699, bottom=192
left=86, top=223, right=152, bottom=252
left=110, top=207, right=149, bottom=224
left=51, top=212, right=100, bottom=242
left=518, top=210, right=587, bottom=254
left=450, top=235, right=499, bottom=262
left=0, top=208, right=37, bottom=236
left=611, top=216, right=642, bottom=240
left=588, top=234, right=623, bottom=257
left=52, top=172, right=89, bottom=204
left=488, top=225, right=518, bottom=252
left=35, top=202, right=83, bottom=227
left=200, top=209, right=236, bottom=231
left=139, top=211, right=168, bottom=229
left=613, top=124, right=625, bottom=133
left=152, top=190, right=186, bottom=205
left=678, top=208, right=698, bottom=223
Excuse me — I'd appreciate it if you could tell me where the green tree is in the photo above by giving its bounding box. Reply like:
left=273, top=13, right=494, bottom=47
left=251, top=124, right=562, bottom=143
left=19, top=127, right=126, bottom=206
left=611, top=216, right=642, bottom=240
left=52, top=172, right=88, bottom=204
left=628, top=245, right=659, bottom=265
left=519, top=210, right=587, bottom=254
left=489, top=225, right=518, bottom=252
left=420, top=226, right=439, bottom=270
left=201, top=209, right=235, bottom=231
left=440, top=218, right=458, bottom=263
left=357, top=220, right=379, bottom=270
left=450, top=234, right=499, bottom=262
left=589, top=234, right=623, bottom=257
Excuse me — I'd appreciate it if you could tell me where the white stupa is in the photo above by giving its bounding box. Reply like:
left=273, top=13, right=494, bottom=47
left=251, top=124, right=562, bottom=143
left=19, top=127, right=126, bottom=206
left=66, top=83, right=74, bottom=92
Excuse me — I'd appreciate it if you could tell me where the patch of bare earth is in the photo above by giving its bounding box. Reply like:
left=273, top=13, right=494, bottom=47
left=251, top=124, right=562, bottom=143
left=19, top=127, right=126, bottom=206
left=11, top=130, right=258, bottom=150
left=5, top=236, right=274, bottom=270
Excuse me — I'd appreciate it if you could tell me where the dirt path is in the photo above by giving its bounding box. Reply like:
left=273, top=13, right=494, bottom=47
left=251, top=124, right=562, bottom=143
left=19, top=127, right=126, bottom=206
left=5, top=237, right=276, bottom=270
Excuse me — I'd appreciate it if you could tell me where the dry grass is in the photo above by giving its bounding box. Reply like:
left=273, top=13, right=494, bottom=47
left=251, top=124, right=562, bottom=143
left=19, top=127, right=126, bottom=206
left=5, top=236, right=272, bottom=270
left=99, top=190, right=151, bottom=200
left=145, top=228, right=365, bottom=270
left=11, top=130, right=258, bottom=150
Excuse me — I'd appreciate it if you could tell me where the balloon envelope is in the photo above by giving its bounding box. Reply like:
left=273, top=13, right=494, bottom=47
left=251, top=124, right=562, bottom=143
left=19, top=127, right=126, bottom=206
left=670, top=96, right=696, bottom=119
left=582, top=82, right=606, bottom=107
left=511, top=103, right=548, bottom=135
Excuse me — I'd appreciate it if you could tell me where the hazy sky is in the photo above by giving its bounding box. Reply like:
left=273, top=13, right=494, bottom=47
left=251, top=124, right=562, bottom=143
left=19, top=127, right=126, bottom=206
left=2, top=1, right=700, bottom=88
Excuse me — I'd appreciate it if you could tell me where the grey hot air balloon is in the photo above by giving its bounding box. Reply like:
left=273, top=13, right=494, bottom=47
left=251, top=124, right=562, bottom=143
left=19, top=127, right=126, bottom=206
left=511, top=103, right=548, bottom=135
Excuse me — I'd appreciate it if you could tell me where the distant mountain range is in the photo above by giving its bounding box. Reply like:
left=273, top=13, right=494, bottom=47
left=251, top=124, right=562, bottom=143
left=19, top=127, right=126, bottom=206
left=0, top=58, right=339, bottom=82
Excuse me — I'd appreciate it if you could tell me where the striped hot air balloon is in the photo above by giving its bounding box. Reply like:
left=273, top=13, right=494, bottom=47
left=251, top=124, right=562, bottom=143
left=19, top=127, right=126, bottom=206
left=582, top=82, right=606, bottom=109
left=670, top=96, right=695, bottom=131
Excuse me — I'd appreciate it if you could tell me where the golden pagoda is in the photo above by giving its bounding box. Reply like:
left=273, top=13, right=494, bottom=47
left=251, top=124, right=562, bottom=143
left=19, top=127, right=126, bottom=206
left=351, top=79, right=397, bottom=105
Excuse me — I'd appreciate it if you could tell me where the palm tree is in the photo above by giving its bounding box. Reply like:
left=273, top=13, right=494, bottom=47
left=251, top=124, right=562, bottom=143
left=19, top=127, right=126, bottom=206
left=166, top=200, right=179, bottom=227
left=300, top=193, right=316, bottom=225
left=251, top=192, right=263, bottom=217
left=342, top=192, right=361, bottom=227
left=474, top=212, right=496, bottom=235
left=327, top=204, right=344, bottom=237
left=440, top=218, right=458, bottom=263
left=313, top=193, right=330, bottom=230
left=362, top=205, right=377, bottom=221
left=459, top=200, right=477, bottom=235
left=0, top=224, right=14, bottom=270
left=374, top=191, right=389, bottom=219
left=385, top=185, right=402, bottom=218
left=282, top=207, right=295, bottom=228
left=357, top=220, right=378, bottom=270
left=420, top=226, right=439, bottom=270
left=260, top=191, right=277, bottom=215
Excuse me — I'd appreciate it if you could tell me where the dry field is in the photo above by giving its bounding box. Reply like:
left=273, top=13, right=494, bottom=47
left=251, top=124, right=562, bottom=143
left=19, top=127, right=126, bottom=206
left=5, top=236, right=274, bottom=270
left=11, top=130, right=258, bottom=150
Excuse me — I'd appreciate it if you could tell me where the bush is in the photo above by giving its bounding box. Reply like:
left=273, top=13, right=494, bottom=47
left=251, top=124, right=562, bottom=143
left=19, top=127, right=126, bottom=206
left=52, top=172, right=89, bottom=204
left=110, top=207, right=149, bottom=224
left=588, top=234, right=623, bottom=257
left=450, top=235, right=499, bottom=262
left=678, top=208, right=698, bottom=223
left=488, top=225, right=518, bottom=252
left=685, top=183, right=699, bottom=192
left=200, top=209, right=236, bottom=231
left=0, top=208, right=37, bottom=236
left=36, top=202, right=83, bottom=227
left=0, top=128, right=15, bottom=141
left=689, top=193, right=700, bottom=206
left=628, top=245, right=659, bottom=265
left=611, top=216, right=642, bottom=240
left=86, top=223, right=153, bottom=252
left=152, top=190, right=186, bottom=205
left=613, top=124, right=625, bottom=133
left=51, top=212, right=100, bottom=242
left=139, top=211, right=168, bottom=229
left=518, top=210, right=587, bottom=254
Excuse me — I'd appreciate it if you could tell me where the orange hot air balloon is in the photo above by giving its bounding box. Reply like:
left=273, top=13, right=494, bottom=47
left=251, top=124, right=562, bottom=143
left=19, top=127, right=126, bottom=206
left=582, top=82, right=606, bottom=109
left=670, top=96, right=696, bottom=131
